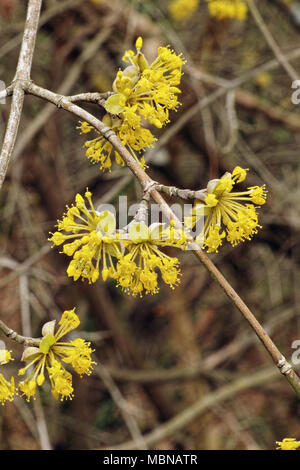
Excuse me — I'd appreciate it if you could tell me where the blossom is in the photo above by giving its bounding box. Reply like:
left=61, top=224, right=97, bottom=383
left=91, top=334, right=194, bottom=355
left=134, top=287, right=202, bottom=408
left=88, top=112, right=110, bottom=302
left=49, top=190, right=122, bottom=283
left=116, top=221, right=186, bottom=297
left=276, top=438, right=300, bottom=450
left=0, top=374, right=15, bottom=405
left=207, top=0, right=247, bottom=20
left=0, top=350, right=15, bottom=405
left=0, top=349, right=13, bottom=365
left=49, top=189, right=189, bottom=295
left=18, top=309, right=96, bottom=401
left=78, top=37, right=185, bottom=171
left=115, top=37, right=185, bottom=129
left=185, top=167, right=267, bottom=252
left=168, top=0, right=200, bottom=21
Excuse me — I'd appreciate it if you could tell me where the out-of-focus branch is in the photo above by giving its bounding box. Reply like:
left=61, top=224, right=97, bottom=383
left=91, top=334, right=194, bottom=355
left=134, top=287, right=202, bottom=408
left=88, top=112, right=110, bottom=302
left=247, top=0, right=298, bottom=81
left=0, top=0, right=86, bottom=58
left=106, top=306, right=296, bottom=384
left=67, top=91, right=113, bottom=103
left=19, top=273, right=52, bottom=450
left=0, top=244, right=51, bottom=290
left=12, top=14, right=119, bottom=164
left=95, top=363, right=148, bottom=450
left=151, top=45, right=300, bottom=160
left=99, top=364, right=297, bottom=450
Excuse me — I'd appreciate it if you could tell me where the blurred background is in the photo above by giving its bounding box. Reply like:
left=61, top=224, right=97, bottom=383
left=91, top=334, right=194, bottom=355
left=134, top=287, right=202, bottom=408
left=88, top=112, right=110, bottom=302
left=0, top=0, right=300, bottom=450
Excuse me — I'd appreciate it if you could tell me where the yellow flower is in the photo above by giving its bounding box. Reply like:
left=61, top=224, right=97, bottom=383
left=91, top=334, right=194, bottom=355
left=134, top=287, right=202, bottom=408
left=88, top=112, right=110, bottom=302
left=168, top=0, right=200, bottom=21
left=78, top=37, right=185, bottom=171
left=207, top=0, right=247, bottom=20
left=0, top=349, right=13, bottom=365
left=116, top=222, right=186, bottom=297
left=185, top=167, right=267, bottom=252
left=78, top=116, right=127, bottom=172
left=18, top=309, right=96, bottom=402
left=255, top=72, right=272, bottom=88
left=0, top=375, right=15, bottom=405
left=49, top=191, right=189, bottom=295
left=276, top=438, right=300, bottom=450
left=116, top=37, right=185, bottom=128
left=0, top=349, right=15, bottom=405
left=0, top=350, right=15, bottom=406
left=49, top=190, right=122, bottom=284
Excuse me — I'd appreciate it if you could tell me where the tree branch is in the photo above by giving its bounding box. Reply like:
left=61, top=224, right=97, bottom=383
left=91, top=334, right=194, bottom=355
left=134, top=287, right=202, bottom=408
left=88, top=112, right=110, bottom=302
left=0, top=318, right=41, bottom=347
left=19, top=79, right=300, bottom=398
left=0, top=0, right=43, bottom=190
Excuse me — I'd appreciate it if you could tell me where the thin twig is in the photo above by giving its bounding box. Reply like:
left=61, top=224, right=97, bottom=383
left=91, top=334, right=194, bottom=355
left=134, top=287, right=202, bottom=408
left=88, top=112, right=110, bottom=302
left=99, top=364, right=298, bottom=450
left=19, top=274, right=52, bottom=450
left=0, top=319, right=41, bottom=347
left=95, top=363, right=148, bottom=450
left=247, top=0, right=298, bottom=81
left=0, top=0, right=43, bottom=190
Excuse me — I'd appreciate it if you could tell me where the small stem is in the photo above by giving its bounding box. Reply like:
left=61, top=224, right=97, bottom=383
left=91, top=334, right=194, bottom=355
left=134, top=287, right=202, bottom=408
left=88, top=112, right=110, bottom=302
left=0, top=85, right=13, bottom=102
left=67, top=91, right=113, bottom=104
left=155, top=183, right=207, bottom=201
left=133, top=198, right=149, bottom=224
left=0, top=319, right=41, bottom=347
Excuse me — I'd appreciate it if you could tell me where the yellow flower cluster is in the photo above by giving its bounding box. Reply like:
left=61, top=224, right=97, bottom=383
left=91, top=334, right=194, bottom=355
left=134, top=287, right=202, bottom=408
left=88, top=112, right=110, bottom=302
left=116, top=221, right=186, bottom=297
left=50, top=170, right=267, bottom=293
left=78, top=37, right=185, bottom=171
left=168, top=0, right=200, bottom=21
left=185, top=166, right=267, bottom=253
left=18, top=309, right=96, bottom=402
left=49, top=190, right=122, bottom=284
left=168, top=0, right=247, bottom=22
left=0, top=350, right=15, bottom=405
left=276, top=438, right=300, bottom=450
left=49, top=191, right=187, bottom=297
left=206, top=0, right=248, bottom=20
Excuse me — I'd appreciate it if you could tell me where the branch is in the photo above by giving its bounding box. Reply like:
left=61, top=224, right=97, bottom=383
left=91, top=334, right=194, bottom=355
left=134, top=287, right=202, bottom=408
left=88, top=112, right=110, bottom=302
left=67, top=91, right=113, bottom=103
left=0, top=84, right=13, bottom=102
left=0, top=319, right=41, bottom=347
left=154, top=183, right=207, bottom=201
left=0, top=0, right=43, bottom=190
left=20, top=79, right=300, bottom=398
